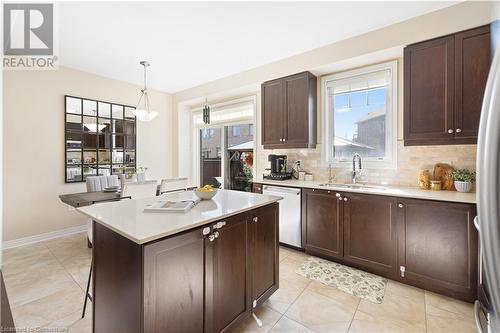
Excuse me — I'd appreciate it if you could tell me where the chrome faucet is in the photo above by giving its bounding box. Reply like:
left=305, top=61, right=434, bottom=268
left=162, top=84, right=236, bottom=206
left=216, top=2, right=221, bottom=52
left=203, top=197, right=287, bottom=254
left=352, top=153, right=362, bottom=184
left=328, top=164, right=334, bottom=184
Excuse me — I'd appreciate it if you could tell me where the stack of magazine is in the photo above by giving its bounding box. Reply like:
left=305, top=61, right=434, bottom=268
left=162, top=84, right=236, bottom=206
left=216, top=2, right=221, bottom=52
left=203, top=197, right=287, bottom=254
left=144, top=198, right=201, bottom=213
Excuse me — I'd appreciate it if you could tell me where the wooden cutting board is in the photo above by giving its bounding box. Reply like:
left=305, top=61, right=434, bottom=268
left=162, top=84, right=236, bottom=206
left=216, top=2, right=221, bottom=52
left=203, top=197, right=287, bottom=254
left=433, top=163, right=455, bottom=190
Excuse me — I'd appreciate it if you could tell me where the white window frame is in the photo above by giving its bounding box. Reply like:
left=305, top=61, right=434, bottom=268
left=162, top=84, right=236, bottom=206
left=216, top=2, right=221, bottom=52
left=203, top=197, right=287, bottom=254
left=321, top=60, right=398, bottom=169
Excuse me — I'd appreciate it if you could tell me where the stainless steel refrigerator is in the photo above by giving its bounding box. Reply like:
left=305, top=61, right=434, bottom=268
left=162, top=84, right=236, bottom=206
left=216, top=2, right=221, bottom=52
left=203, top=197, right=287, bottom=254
left=475, top=16, right=500, bottom=333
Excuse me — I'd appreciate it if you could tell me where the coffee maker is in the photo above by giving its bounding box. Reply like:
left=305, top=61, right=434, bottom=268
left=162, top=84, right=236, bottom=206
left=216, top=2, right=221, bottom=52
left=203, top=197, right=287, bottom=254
left=264, top=154, right=292, bottom=180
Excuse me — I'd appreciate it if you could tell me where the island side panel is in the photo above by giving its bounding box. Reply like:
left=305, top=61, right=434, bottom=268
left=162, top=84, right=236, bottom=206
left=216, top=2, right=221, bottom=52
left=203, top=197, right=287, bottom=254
left=93, top=222, right=143, bottom=333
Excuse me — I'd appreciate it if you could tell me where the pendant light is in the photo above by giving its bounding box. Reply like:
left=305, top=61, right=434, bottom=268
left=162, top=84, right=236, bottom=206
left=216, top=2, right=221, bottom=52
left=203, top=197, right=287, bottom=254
left=133, top=61, right=159, bottom=121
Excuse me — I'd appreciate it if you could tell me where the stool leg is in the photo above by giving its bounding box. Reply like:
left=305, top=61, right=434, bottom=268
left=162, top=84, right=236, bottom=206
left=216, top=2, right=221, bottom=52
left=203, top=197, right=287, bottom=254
left=82, top=259, right=92, bottom=319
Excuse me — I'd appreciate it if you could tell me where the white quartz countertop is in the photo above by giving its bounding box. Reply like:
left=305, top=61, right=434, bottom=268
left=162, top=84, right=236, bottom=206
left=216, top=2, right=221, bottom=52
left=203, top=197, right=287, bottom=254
left=256, top=178, right=476, bottom=204
left=77, top=189, right=281, bottom=244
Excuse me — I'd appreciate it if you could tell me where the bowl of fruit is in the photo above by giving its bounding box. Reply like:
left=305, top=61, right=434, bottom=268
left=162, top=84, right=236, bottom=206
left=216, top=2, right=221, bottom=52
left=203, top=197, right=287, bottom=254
left=194, top=185, right=218, bottom=200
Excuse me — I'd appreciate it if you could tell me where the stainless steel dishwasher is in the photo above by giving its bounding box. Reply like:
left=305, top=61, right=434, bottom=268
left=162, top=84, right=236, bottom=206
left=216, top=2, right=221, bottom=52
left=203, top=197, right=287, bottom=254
left=262, top=185, right=301, bottom=248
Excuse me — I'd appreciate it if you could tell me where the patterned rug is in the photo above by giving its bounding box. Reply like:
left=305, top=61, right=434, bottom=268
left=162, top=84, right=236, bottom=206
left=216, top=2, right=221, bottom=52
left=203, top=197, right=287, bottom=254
left=296, top=256, right=387, bottom=303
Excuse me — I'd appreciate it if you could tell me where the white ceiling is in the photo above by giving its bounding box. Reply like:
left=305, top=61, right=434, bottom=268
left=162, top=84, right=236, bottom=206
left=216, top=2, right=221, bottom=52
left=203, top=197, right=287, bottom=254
left=59, top=1, right=458, bottom=93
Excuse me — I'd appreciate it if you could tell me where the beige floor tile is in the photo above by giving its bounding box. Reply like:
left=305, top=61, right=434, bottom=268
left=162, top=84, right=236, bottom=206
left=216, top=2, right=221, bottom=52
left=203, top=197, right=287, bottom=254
left=44, top=233, right=90, bottom=264
left=69, top=314, right=92, bottom=333
left=265, top=258, right=311, bottom=314
left=285, top=249, right=309, bottom=263
left=265, top=275, right=310, bottom=314
left=425, top=291, right=475, bottom=333
left=5, top=262, right=77, bottom=308
left=279, top=247, right=293, bottom=262
left=234, top=305, right=282, bottom=333
left=11, top=283, right=84, bottom=329
left=307, top=281, right=360, bottom=309
left=352, top=280, right=426, bottom=333
left=2, top=243, right=50, bottom=266
left=270, top=316, right=315, bottom=333
left=285, top=289, right=358, bottom=333
left=62, top=255, right=92, bottom=290
left=348, top=310, right=426, bottom=333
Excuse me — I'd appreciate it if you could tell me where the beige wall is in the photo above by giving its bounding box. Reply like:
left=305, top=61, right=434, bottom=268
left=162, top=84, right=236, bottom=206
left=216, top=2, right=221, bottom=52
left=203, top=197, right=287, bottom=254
left=172, top=1, right=490, bottom=185
left=3, top=67, right=173, bottom=241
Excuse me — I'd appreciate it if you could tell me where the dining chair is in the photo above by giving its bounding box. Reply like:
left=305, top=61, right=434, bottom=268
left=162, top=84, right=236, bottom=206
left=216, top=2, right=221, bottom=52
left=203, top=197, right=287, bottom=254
left=159, top=177, right=189, bottom=194
left=86, top=175, right=120, bottom=192
left=121, top=180, right=158, bottom=199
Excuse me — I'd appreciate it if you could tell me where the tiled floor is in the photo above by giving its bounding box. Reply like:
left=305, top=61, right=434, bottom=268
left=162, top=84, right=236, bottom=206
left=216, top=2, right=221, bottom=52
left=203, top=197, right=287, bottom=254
left=2, top=233, right=476, bottom=333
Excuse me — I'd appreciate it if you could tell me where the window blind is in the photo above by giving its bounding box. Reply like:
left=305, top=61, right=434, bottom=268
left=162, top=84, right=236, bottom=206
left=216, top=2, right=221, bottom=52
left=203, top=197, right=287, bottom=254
left=327, top=69, right=391, bottom=95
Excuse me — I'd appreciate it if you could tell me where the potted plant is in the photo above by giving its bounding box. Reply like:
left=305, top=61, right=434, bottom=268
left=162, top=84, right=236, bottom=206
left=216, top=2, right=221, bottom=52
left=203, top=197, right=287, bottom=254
left=451, top=169, right=476, bottom=193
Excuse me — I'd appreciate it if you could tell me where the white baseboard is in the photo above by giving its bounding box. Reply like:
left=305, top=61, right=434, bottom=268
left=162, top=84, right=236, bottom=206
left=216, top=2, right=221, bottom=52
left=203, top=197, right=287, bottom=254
left=3, top=224, right=87, bottom=250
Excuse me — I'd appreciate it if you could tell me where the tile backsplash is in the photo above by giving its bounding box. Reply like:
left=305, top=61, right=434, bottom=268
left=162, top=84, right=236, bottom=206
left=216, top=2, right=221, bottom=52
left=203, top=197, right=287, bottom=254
left=256, top=142, right=477, bottom=187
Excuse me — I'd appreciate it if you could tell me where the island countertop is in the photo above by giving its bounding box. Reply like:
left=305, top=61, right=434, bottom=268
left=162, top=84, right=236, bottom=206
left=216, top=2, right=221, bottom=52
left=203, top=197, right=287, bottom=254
left=77, top=189, right=281, bottom=244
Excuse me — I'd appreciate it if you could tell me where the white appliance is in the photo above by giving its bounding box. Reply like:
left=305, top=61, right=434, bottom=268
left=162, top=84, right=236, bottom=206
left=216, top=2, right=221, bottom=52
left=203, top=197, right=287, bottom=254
left=262, top=185, right=301, bottom=247
left=475, top=18, right=500, bottom=333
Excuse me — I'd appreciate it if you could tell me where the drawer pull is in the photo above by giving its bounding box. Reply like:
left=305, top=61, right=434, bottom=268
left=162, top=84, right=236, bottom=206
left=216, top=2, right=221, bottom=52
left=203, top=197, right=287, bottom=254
left=448, top=129, right=454, bottom=134
left=343, top=197, right=348, bottom=201
left=398, top=203, right=404, bottom=208
left=253, top=216, right=259, bottom=223
left=338, top=197, right=342, bottom=201
left=456, top=128, right=462, bottom=133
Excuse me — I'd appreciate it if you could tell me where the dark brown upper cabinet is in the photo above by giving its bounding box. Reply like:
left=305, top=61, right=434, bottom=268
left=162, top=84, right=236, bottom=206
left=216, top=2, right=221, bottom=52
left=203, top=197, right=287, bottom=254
left=404, top=25, right=491, bottom=146
left=261, top=71, right=317, bottom=149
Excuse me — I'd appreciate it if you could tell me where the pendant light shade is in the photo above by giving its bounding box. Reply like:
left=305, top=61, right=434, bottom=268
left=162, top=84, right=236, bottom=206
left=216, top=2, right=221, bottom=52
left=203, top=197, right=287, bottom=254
left=133, top=61, right=159, bottom=122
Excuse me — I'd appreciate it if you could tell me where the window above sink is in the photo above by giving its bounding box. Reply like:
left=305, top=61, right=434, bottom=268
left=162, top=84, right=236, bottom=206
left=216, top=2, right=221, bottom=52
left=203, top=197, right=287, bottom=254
left=321, top=61, right=398, bottom=169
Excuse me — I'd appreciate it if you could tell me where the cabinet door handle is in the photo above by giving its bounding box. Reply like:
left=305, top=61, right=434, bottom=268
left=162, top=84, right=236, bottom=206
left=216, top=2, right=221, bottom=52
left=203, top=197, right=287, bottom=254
left=456, top=128, right=462, bottom=133
left=338, top=197, right=342, bottom=201
left=253, top=216, right=258, bottom=223
left=214, top=221, right=226, bottom=230
left=335, top=193, right=341, bottom=197
left=398, top=203, right=404, bottom=208
left=208, top=234, right=216, bottom=242
left=343, top=197, right=348, bottom=201
left=448, top=129, right=454, bottom=134
left=202, top=227, right=211, bottom=236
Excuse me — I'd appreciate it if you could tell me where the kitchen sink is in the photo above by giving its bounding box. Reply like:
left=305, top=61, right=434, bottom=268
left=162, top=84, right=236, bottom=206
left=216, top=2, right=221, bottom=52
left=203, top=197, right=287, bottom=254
left=317, top=183, right=387, bottom=191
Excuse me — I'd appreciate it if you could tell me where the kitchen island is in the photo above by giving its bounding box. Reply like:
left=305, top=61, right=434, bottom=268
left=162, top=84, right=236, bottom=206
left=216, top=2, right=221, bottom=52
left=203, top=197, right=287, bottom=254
left=77, top=189, right=281, bottom=333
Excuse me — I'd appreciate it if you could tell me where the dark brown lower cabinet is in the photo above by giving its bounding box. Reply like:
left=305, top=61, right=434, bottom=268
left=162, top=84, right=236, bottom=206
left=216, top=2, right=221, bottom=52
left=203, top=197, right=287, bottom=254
left=250, top=205, right=279, bottom=306
left=302, top=189, right=343, bottom=259
left=343, top=193, right=398, bottom=278
left=93, top=202, right=279, bottom=333
left=303, top=191, right=477, bottom=302
left=397, top=198, right=477, bottom=302
left=206, top=214, right=250, bottom=333
left=144, top=228, right=205, bottom=333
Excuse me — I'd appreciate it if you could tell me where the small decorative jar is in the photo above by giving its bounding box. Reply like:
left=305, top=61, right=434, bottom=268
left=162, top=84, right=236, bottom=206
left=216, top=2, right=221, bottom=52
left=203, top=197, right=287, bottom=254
left=418, top=170, right=430, bottom=190
left=430, top=180, right=442, bottom=191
